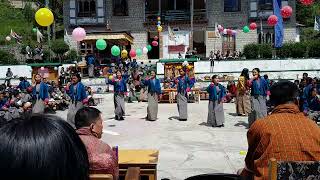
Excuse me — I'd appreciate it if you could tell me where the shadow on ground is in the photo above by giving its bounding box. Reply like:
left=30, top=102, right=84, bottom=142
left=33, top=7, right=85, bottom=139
left=228, top=113, right=240, bottom=117
left=234, top=121, right=249, bottom=129
left=168, top=116, right=180, bottom=121
left=198, top=122, right=213, bottom=127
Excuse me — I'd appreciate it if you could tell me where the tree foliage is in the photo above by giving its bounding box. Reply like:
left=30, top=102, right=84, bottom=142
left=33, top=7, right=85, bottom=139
left=0, top=49, right=19, bottom=65
left=296, top=0, right=320, bottom=27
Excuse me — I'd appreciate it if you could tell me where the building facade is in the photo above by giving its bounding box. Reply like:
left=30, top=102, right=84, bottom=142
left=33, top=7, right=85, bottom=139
left=63, top=0, right=297, bottom=61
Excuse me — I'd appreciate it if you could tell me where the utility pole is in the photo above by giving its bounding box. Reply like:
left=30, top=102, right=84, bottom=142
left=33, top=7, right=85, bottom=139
left=45, top=0, right=51, bottom=62
left=190, top=0, right=194, bottom=50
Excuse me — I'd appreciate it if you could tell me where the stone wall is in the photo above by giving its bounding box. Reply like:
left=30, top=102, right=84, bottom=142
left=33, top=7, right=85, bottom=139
left=131, top=32, right=148, bottom=61
left=283, top=27, right=297, bottom=43
left=105, top=0, right=145, bottom=33
left=235, top=30, right=258, bottom=51
left=206, top=0, right=248, bottom=28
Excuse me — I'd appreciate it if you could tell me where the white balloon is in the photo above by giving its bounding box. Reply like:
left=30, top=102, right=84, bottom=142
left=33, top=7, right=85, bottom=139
left=223, top=29, right=227, bottom=35
left=5, top=36, right=11, bottom=41
left=183, top=60, right=189, bottom=66
left=143, top=47, right=148, bottom=54
left=54, top=67, right=58, bottom=71
left=40, top=67, right=45, bottom=70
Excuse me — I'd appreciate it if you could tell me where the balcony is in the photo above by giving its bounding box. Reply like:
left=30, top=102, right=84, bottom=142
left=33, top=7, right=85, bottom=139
left=144, top=9, right=207, bottom=25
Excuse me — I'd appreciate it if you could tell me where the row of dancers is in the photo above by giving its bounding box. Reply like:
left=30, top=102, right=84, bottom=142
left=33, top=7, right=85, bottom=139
left=107, top=67, right=270, bottom=128
left=31, top=67, right=269, bottom=128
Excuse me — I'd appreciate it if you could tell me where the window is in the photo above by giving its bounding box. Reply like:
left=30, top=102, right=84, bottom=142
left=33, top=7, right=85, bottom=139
left=258, top=0, right=272, bottom=10
left=258, top=29, right=275, bottom=44
left=78, top=0, right=96, bottom=17
left=224, top=0, right=241, bottom=12
left=113, top=0, right=128, bottom=16
left=222, top=35, right=236, bottom=56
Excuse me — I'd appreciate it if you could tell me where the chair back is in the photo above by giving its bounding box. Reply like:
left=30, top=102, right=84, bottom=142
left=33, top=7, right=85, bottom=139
left=89, top=174, right=113, bottom=180
left=269, top=158, right=320, bottom=180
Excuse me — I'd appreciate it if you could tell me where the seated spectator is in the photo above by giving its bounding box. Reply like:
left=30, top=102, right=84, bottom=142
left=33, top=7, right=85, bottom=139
left=239, top=81, right=320, bottom=179
left=0, top=114, right=90, bottom=180
left=303, top=87, right=320, bottom=122
left=75, top=107, right=118, bottom=179
left=86, top=87, right=96, bottom=106
left=225, top=81, right=237, bottom=103
left=17, top=77, right=31, bottom=92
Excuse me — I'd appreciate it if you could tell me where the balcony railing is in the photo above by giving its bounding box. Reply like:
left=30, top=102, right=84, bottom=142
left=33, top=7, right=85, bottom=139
left=145, top=9, right=207, bottom=24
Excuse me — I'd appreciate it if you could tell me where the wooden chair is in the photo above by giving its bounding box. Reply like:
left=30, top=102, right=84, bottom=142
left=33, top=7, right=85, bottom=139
left=90, top=167, right=140, bottom=180
left=89, top=174, right=113, bottom=180
left=268, top=158, right=320, bottom=180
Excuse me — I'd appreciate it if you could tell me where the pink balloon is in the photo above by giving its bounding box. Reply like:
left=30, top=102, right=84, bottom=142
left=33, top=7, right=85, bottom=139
left=129, top=49, right=136, bottom=58
left=72, top=27, right=86, bottom=42
left=227, top=29, right=233, bottom=35
left=152, top=41, right=158, bottom=47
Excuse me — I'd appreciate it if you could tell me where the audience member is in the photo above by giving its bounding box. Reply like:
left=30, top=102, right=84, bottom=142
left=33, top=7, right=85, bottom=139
left=0, top=114, right=90, bottom=180
left=240, top=81, right=320, bottom=179
left=75, top=107, right=118, bottom=179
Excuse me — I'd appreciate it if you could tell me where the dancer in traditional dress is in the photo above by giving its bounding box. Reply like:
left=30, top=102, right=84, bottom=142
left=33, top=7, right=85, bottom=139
left=236, top=68, right=251, bottom=116
left=207, top=75, right=226, bottom=127
left=175, top=68, right=194, bottom=121
left=32, top=74, right=49, bottom=114
left=248, top=68, right=269, bottom=127
left=107, top=70, right=128, bottom=120
left=143, top=70, right=161, bottom=121
left=66, top=74, right=87, bottom=128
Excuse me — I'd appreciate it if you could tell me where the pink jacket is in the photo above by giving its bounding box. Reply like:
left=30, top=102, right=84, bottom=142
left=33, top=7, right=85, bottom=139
left=77, top=127, right=119, bottom=179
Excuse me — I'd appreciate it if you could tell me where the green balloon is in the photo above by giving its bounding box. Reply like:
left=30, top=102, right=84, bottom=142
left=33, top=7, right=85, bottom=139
left=111, top=45, right=121, bottom=56
left=32, top=28, right=37, bottom=33
left=96, top=39, right=107, bottom=50
left=243, top=26, right=250, bottom=33
left=147, top=45, right=152, bottom=51
left=136, top=48, right=143, bottom=56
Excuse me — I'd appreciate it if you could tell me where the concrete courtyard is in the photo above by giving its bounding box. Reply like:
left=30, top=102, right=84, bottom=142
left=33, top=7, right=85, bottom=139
left=57, top=94, right=249, bottom=180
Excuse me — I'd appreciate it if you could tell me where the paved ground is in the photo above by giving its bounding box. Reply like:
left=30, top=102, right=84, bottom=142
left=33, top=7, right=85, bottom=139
left=57, top=94, right=249, bottom=180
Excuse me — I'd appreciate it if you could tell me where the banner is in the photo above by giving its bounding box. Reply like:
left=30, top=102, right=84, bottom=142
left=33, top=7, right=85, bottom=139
left=273, top=0, right=284, bottom=48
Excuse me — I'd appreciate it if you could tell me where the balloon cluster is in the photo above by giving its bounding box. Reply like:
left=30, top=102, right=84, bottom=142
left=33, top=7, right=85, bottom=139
left=217, top=25, right=237, bottom=36
left=299, top=0, right=313, bottom=5
left=266, top=5, right=292, bottom=26
left=157, top=16, right=162, bottom=33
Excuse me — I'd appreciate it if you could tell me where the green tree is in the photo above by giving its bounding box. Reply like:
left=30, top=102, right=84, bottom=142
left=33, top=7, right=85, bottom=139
left=0, top=49, right=19, bottom=65
left=296, top=1, right=320, bottom=27
left=51, top=39, right=69, bottom=62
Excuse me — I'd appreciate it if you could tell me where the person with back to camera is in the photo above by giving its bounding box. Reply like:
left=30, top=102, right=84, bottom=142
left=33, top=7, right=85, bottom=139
left=0, top=114, right=90, bottom=180
left=239, top=81, right=320, bottom=180
left=75, top=107, right=119, bottom=179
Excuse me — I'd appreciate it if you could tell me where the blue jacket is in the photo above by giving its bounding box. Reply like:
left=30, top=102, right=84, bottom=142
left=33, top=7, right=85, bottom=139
left=176, top=75, right=194, bottom=94
left=144, top=78, right=161, bottom=94
left=251, top=77, right=269, bottom=96
left=87, top=55, right=95, bottom=65
left=207, top=83, right=226, bottom=101
left=303, top=96, right=320, bottom=111
left=108, top=77, right=128, bottom=94
left=67, top=82, right=87, bottom=102
left=32, top=82, right=49, bottom=100
left=17, top=80, right=31, bottom=91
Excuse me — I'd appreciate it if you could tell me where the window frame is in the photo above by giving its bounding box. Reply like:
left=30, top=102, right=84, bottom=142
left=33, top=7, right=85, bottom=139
left=224, top=0, right=241, bottom=12
left=113, top=0, right=129, bottom=16
left=77, top=0, right=96, bottom=17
